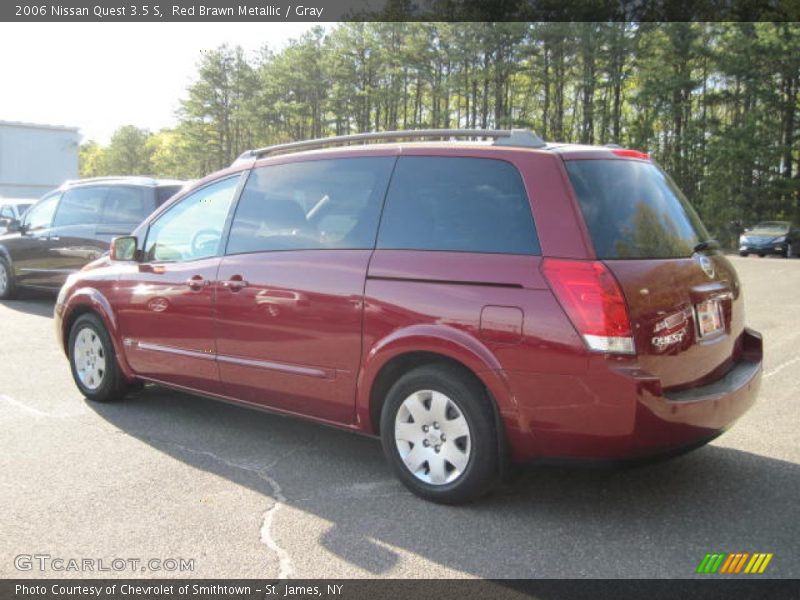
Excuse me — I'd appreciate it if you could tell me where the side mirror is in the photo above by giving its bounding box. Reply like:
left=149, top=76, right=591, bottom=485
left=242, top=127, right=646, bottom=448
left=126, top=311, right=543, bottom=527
left=110, top=236, right=138, bottom=261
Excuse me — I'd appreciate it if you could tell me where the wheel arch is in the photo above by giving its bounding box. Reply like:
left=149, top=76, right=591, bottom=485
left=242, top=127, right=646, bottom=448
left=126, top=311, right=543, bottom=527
left=59, top=288, right=136, bottom=381
left=356, top=325, right=516, bottom=455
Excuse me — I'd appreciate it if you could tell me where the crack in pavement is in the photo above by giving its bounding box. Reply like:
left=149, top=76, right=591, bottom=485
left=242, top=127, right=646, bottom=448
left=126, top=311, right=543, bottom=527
left=132, top=435, right=298, bottom=579
left=258, top=469, right=293, bottom=579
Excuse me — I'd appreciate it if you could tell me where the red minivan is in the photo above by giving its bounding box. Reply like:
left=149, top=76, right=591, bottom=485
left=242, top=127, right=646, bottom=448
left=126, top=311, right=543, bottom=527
left=55, top=130, right=762, bottom=503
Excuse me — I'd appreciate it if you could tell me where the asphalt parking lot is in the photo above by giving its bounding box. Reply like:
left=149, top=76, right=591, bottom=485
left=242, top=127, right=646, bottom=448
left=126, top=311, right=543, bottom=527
left=1, top=256, right=798, bottom=579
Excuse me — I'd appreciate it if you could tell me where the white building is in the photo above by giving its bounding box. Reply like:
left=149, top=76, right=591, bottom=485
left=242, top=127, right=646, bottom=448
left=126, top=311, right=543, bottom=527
left=0, top=120, right=80, bottom=199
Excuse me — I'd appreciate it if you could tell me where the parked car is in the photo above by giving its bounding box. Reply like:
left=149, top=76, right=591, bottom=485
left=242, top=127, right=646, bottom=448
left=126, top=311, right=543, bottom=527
left=0, top=177, right=185, bottom=299
left=738, top=220, right=799, bottom=257
left=0, top=198, right=35, bottom=235
left=55, top=130, right=763, bottom=503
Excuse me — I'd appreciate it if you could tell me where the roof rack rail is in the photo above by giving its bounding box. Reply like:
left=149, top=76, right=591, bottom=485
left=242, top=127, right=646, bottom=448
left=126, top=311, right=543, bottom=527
left=235, top=128, right=546, bottom=162
left=63, top=175, right=161, bottom=186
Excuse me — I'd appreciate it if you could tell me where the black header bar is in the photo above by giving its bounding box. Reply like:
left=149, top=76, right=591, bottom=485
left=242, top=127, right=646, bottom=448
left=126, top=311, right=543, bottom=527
left=4, top=579, right=800, bottom=600
left=3, top=0, right=800, bottom=22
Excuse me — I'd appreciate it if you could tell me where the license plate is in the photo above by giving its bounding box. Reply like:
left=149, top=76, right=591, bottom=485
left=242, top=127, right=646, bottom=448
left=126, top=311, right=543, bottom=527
left=696, top=299, right=724, bottom=338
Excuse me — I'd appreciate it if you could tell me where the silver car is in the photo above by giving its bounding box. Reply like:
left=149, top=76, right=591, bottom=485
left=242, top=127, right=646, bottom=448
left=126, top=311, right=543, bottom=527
left=0, top=198, right=35, bottom=235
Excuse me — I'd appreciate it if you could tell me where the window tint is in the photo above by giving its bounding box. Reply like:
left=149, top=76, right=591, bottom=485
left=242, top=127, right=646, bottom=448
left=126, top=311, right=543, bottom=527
left=143, top=177, right=238, bottom=262
left=377, top=157, right=540, bottom=255
left=565, top=159, right=709, bottom=259
left=226, top=157, right=394, bottom=255
left=102, top=186, right=150, bottom=226
left=54, top=186, right=107, bottom=227
left=156, top=185, right=183, bottom=206
left=22, top=193, right=60, bottom=231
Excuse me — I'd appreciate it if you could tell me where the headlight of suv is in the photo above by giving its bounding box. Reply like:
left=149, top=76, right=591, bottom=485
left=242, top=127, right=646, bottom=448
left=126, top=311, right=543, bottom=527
left=739, top=235, right=749, bottom=244
left=773, top=235, right=786, bottom=243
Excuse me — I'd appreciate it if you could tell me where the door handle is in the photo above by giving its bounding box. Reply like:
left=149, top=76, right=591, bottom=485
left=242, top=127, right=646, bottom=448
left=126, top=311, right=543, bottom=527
left=221, top=276, right=248, bottom=292
left=185, top=276, right=210, bottom=291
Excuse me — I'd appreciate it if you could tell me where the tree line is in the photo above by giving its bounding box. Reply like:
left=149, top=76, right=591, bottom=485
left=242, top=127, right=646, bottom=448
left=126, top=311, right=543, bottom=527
left=80, top=22, right=800, bottom=247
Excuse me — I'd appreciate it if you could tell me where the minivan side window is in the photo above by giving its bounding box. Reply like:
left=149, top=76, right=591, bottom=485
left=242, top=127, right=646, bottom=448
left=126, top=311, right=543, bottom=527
left=377, top=157, right=541, bottom=255
left=143, top=176, right=239, bottom=262
left=102, top=186, right=150, bottom=227
left=225, top=157, right=395, bottom=255
left=156, top=185, right=184, bottom=206
left=53, top=186, right=109, bottom=228
left=22, top=193, right=60, bottom=232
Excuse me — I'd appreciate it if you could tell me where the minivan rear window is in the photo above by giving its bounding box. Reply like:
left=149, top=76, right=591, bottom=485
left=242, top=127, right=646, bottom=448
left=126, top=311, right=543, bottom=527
left=565, top=159, right=709, bottom=259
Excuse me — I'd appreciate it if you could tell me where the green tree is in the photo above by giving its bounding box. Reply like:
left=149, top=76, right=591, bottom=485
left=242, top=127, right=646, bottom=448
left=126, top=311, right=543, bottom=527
left=78, top=140, right=108, bottom=177
left=85, top=22, right=797, bottom=241
left=147, top=129, right=197, bottom=180
left=104, top=126, right=153, bottom=175
left=179, top=45, right=260, bottom=172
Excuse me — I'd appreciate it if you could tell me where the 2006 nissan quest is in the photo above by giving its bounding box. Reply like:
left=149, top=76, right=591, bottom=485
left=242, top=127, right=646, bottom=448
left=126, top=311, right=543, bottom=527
left=54, top=129, right=763, bottom=503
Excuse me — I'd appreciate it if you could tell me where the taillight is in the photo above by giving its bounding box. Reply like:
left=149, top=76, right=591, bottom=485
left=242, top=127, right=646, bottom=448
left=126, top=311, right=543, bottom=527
left=542, top=258, right=635, bottom=355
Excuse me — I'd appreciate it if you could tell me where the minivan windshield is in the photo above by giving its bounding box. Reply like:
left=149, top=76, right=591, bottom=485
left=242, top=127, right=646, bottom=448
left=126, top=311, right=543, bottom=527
left=750, top=221, right=789, bottom=233
left=565, top=159, right=710, bottom=259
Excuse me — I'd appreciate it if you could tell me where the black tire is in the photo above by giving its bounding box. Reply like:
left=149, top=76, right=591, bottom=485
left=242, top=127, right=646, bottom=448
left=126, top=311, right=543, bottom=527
left=739, top=251, right=748, bottom=257
left=380, top=363, right=499, bottom=504
left=0, top=257, right=17, bottom=300
left=68, top=313, right=130, bottom=402
left=758, top=253, right=765, bottom=258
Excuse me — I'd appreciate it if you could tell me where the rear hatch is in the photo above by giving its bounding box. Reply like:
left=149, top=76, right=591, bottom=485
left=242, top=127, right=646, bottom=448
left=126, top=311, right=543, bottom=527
left=564, top=157, right=744, bottom=389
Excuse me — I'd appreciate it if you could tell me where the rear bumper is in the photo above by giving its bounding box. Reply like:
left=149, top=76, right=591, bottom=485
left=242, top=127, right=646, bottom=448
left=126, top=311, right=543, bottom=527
left=506, top=328, right=763, bottom=461
left=633, top=330, right=761, bottom=455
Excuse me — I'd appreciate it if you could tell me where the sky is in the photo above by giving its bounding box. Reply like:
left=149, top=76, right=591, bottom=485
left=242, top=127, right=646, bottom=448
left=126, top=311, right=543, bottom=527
left=0, top=22, right=318, bottom=144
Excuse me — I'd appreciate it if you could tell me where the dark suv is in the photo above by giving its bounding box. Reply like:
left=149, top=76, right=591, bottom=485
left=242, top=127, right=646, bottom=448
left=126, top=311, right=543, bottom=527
left=0, top=177, right=185, bottom=298
left=54, top=130, right=763, bottom=503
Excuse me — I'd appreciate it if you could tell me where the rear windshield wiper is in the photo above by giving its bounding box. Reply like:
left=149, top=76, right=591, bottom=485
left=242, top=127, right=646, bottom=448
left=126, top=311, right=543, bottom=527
left=694, top=239, right=720, bottom=253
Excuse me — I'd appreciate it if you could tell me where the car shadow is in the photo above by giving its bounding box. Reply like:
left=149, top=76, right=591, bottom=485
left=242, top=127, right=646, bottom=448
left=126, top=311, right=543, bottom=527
left=0, top=292, right=56, bottom=318
left=87, top=385, right=799, bottom=578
